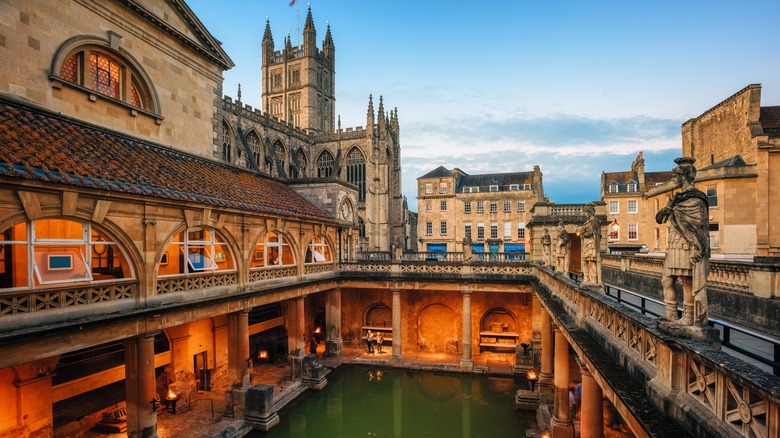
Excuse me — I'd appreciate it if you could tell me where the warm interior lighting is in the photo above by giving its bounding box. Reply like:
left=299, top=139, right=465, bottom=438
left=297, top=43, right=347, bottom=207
left=314, top=327, right=321, bottom=334
left=526, top=369, right=540, bottom=392
left=258, top=350, right=269, bottom=359
left=166, top=390, right=177, bottom=400
left=610, top=218, right=620, bottom=240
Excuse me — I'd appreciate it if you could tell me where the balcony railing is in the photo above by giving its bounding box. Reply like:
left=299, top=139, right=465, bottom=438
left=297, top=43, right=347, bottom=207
left=355, top=251, right=527, bottom=263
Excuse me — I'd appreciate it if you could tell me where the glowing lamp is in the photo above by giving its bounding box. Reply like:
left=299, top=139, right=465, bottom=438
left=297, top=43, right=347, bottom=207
left=526, top=370, right=540, bottom=392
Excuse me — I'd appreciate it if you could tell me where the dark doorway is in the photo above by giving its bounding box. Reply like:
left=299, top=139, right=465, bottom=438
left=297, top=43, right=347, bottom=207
left=194, top=351, right=209, bottom=391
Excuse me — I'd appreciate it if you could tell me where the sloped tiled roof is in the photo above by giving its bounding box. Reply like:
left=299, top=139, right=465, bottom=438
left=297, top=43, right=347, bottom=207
left=603, top=171, right=637, bottom=185
left=699, top=154, right=748, bottom=171
left=760, top=106, right=780, bottom=138
left=419, top=166, right=453, bottom=179
left=457, top=171, right=533, bottom=192
left=644, top=171, right=674, bottom=185
left=0, top=97, right=334, bottom=223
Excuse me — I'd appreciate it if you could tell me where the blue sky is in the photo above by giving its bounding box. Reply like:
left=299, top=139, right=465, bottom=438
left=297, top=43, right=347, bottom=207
left=188, top=0, right=779, bottom=209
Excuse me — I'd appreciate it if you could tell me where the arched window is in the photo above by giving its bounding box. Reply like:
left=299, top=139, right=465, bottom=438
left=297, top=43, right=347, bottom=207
left=250, top=231, right=295, bottom=268
left=222, top=121, right=233, bottom=163
left=54, top=40, right=157, bottom=114
left=158, top=228, right=234, bottom=276
left=274, top=140, right=286, bottom=174
left=346, top=147, right=366, bottom=201
left=305, top=236, right=332, bottom=264
left=317, top=150, right=335, bottom=178
left=0, top=219, right=133, bottom=289
left=296, top=149, right=307, bottom=178
left=246, top=131, right=261, bottom=170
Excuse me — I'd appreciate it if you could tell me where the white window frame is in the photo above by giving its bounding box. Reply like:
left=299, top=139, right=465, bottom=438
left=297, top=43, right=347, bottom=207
left=510, top=184, right=519, bottom=191
left=439, top=182, right=447, bottom=194
left=489, top=185, right=499, bottom=192
left=609, top=200, right=619, bottom=215
left=490, top=222, right=498, bottom=239
left=517, top=201, right=525, bottom=212
left=440, top=200, right=447, bottom=211
left=425, top=183, right=432, bottom=194
left=609, top=183, right=619, bottom=193
left=464, top=201, right=472, bottom=214
left=709, top=223, right=720, bottom=249
left=425, top=222, right=433, bottom=236
left=464, top=223, right=472, bottom=239
left=518, top=222, right=526, bottom=240
left=503, top=222, right=512, bottom=239
left=503, top=200, right=511, bottom=213
left=489, top=201, right=497, bottom=213
left=627, top=182, right=638, bottom=193
left=477, top=201, right=484, bottom=213
left=627, top=200, right=638, bottom=214
left=627, top=223, right=638, bottom=241
left=440, top=221, right=448, bottom=235
left=477, top=222, right=485, bottom=240
left=523, top=184, right=531, bottom=190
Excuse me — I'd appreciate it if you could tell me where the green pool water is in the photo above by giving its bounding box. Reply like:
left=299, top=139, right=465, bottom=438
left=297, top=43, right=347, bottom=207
left=249, top=365, right=532, bottom=438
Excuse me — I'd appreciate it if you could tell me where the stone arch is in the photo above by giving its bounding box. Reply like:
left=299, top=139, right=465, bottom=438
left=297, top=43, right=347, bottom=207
left=293, top=148, right=307, bottom=178
left=417, top=303, right=459, bottom=353
left=156, top=223, right=241, bottom=280
left=0, top=211, right=143, bottom=288
left=363, top=303, right=391, bottom=328
left=346, top=146, right=366, bottom=201
left=316, top=150, right=335, bottom=178
left=245, top=130, right=262, bottom=170
left=50, top=35, right=161, bottom=114
left=272, top=139, right=287, bottom=177
left=479, top=307, right=518, bottom=333
left=221, top=120, right=234, bottom=164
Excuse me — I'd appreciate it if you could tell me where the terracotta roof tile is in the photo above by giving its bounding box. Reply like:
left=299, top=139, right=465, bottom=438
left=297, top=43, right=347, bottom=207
left=0, top=98, right=334, bottom=223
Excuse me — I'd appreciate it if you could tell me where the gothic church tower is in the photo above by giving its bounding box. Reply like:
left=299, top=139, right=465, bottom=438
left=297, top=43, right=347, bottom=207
left=261, top=8, right=335, bottom=133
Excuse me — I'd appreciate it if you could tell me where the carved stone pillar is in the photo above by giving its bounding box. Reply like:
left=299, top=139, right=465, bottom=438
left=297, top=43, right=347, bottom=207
left=581, top=363, right=603, bottom=438
left=552, top=327, right=573, bottom=438
left=391, top=289, right=402, bottom=365
left=540, top=307, right=553, bottom=385
left=124, top=332, right=159, bottom=438
left=325, top=288, right=343, bottom=358
left=460, top=289, right=473, bottom=371
left=287, top=297, right=306, bottom=381
left=227, top=310, right=250, bottom=388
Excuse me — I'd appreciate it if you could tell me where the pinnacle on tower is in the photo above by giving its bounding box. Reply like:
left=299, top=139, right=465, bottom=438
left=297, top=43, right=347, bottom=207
left=377, top=95, right=385, bottom=131
left=262, top=17, right=273, bottom=44
left=302, top=6, right=316, bottom=55
left=367, top=95, right=375, bottom=137
left=304, top=6, right=315, bottom=32
left=323, top=22, right=334, bottom=48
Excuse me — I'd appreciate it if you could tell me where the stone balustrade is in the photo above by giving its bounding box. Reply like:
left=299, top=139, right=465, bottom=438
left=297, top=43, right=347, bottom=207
left=534, top=265, right=780, bottom=438
left=602, top=253, right=779, bottom=298
left=0, top=280, right=135, bottom=316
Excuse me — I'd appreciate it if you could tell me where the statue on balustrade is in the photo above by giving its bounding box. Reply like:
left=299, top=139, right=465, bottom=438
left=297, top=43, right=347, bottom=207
left=581, top=203, right=602, bottom=285
left=541, top=228, right=552, bottom=266
left=462, top=236, right=473, bottom=262
left=655, top=157, right=709, bottom=327
left=555, top=221, right=570, bottom=275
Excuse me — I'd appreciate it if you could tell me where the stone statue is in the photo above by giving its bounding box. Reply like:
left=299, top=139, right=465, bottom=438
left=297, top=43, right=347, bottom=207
left=540, top=228, right=552, bottom=266
left=392, top=237, right=402, bottom=261
left=462, top=236, right=473, bottom=262
left=655, top=157, right=709, bottom=327
left=581, top=203, right=601, bottom=285
left=555, top=221, right=570, bottom=275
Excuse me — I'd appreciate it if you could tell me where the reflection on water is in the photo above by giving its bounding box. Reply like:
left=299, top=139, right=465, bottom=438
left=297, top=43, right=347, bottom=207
left=250, top=365, right=531, bottom=438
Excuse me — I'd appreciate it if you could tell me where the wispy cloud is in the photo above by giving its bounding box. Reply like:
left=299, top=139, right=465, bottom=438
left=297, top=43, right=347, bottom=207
left=400, top=113, right=682, bottom=207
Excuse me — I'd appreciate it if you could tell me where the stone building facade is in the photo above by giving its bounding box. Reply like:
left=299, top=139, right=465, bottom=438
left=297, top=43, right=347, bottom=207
left=601, top=152, right=673, bottom=254
left=217, top=8, right=410, bottom=253
left=416, top=166, right=546, bottom=256
left=602, top=85, right=780, bottom=259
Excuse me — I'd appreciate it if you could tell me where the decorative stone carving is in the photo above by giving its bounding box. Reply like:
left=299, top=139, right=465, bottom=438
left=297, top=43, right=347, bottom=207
left=462, top=236, right=473, bottom=262
left=655, top=157, right=710, bottom=329
left=541, top=228, right=552, bottom=266
left=555, top=221, right=570, bottom=275
left=580, top=203, right=602, bottom=285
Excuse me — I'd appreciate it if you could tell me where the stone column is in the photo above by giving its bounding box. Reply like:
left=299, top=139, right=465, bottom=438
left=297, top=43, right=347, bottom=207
left=124, top=332, right=159, bottom=438
left=460, top=289, right=474, bottom=371
left=227, top=310, right=250, bottom=388
left=540, top=307, right=553, bottom=385
left=391, top=289, right=403, bottom=365
left=287, top=297, right=306, bottom=381
left=551, top=326, right=573, bottom=438
left=581, top=363, right=603, bottom=438
left=325, top=288, right=343, bottom=358
left=295, top=296, right=306, bottom=354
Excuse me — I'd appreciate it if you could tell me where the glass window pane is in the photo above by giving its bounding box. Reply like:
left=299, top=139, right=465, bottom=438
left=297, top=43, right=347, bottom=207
left=33, top=246, right=92, bottom=284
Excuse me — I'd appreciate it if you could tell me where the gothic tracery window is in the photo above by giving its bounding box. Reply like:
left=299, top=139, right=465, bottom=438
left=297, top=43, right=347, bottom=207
left=274, top=141, right=286, bottom=174
left=246, top=131, right=261, bottom=170
left=296, top=149, right=307, bottom=178
left=317, top=150, right=335, bottom=178
left=222, top=121, right=232, bottom=163
left=346, top=147, right=366, bottom=201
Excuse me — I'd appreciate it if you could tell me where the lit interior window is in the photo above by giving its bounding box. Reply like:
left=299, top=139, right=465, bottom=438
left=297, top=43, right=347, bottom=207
left=306, top=236, right=332, bottom=264
left=158, top=227, right=234, bottom=276
left=250, top=231, right=295, bottom=269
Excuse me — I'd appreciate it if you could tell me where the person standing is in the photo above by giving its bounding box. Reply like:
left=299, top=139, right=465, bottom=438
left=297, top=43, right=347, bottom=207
left=376, top=332, right=384, bottom=354
left=366, top=330, right=375, bottom=353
